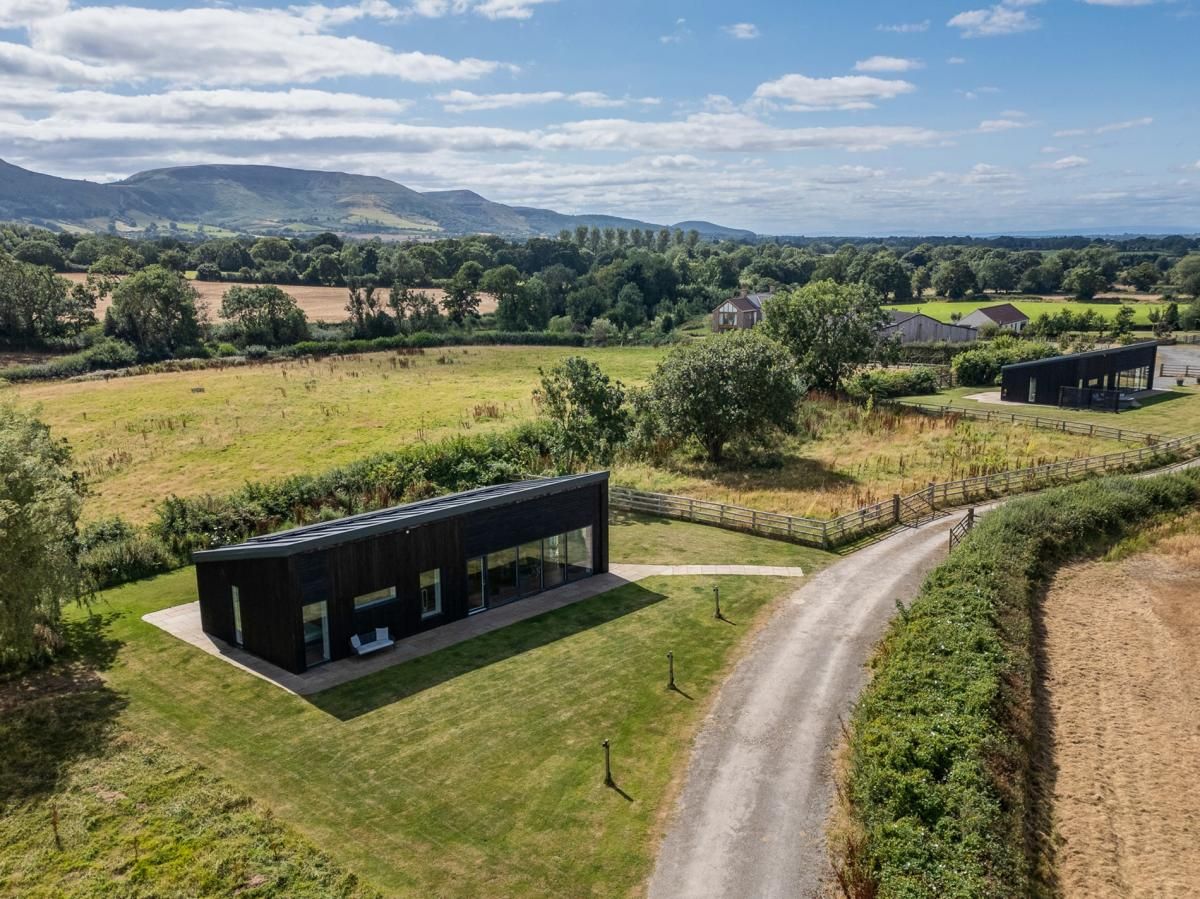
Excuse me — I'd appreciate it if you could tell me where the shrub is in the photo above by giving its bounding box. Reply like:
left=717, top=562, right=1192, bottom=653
left=79, top=518, right=178, bottom=589
left=244, top=344, right=270, bottom=360
left=150, top=422, right=559, bottom=556
left=838, top=472, right=1200, bottom=898
left=844, top=367, right=940, bottom=402
left=951, top=335, right=1059, bottom=386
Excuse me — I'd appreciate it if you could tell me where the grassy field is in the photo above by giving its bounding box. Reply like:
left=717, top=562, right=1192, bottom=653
left=6, top=345, right=664, bottom=523
left=612, top=397, right=1125, bottom=518
left=902, top=385, right=1200, bottom=438
left=2, top=517, right=818, bottom=897
left=36, top=540, right=798, bottom=896
left=609, top=511, right=837, bottom=568
left=886, top=297, right=1164, bottom=325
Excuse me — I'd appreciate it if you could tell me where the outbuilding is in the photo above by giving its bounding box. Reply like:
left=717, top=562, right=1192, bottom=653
left=959, top=303, right=1030, bottom=333
left=1000, top=341, right=1158, bottom=410
left=880, top=310, right=978, bottom=344
left=193, top=473, right=609, bottom=674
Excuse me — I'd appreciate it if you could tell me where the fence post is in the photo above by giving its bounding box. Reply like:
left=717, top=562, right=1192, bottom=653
left=967, top=507, right=975, bottom=529
left=928, top=482, right=935, bottom=511
left=893, top=493, right=901, bottom=524
left=751, top=509, right=757, bottom=532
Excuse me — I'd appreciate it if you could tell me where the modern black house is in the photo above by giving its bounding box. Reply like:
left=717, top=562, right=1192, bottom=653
left=193, top=473, right=609, bottom=674
left=1000, top=341, right=1158, bottom=410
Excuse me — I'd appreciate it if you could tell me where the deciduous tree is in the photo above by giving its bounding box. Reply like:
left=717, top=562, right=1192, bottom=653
left=646, top=329, right=801, bottom=463
left=763, top=279, right=891, bottom=392
left=0, top=406, right=85, bottom=669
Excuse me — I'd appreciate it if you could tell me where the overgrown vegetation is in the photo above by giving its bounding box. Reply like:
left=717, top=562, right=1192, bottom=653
left=0, top=405, right=86, bottom=670
left=950, top=334, right=1061, bottom=386
left=844, top=368, right=941, bottom=403
left=833, top=471, right=1200, bottom=898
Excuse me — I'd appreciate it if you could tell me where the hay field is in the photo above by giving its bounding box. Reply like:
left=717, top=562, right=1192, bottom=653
left=60, top=272, right=498, bottom=323
left=1039, top=516, right=1200, bottom=898
left=9, top=345, right=663, bottom=523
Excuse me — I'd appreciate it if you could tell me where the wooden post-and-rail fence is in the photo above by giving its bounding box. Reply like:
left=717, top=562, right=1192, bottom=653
left=609, top=431, right=1200, bottom=552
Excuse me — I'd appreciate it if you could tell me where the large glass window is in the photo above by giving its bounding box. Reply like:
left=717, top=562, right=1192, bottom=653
left=302, top=601, right=330, bottom=667
left=420, top=569, right=442, bottom=618
left=231, top=585, right=242, bottom=647
left=565, top=527, right=594, bottom=580
left=488, top=547, right=519, bottom=605
left=517, top=543, right=542, bottom=596
left=543, top=535, right=566, bottom=589
left=354, top=586, right=397, bottom=611
left=467, top=558, right=486, bottom=613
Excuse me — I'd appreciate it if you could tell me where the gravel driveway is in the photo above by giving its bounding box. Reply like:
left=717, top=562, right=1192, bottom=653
left=646, top=513, right=963, bottom=899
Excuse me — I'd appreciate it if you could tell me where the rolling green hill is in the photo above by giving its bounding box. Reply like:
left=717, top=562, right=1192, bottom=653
left=0, top=159, right=753, bottom=240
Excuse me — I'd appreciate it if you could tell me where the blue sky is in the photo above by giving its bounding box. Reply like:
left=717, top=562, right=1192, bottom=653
left=0, top=0, right=1196, bottom=233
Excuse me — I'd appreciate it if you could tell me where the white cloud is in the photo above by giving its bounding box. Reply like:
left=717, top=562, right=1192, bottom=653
left=1041, top=145, right=1062, bottom=153
left=948, top=3, right=1041, bottom=37
left=1054, top=116, right=1153, bottom=137
left=436, top=89, right=659, bottom=112
left=854, top=55, right=924, bottom=73
left=407, top=0, right=555, bottom=18
left=0, top=0, right=69, bottom=27
left=1083, top=0, right=1156, bottom=5
left=1095, top=115, right=1154, bottom=133
left=660, top=18, right=690, bottom=44
left=753, top=73, right=916, bottom=111
left=947, top=56, right=967, bottom=64
left=876, top=20, right=930, bottom=32
left=957, top=85, right=1001, bottom=100
left=26, top=5, right=508, bottom=86
left=541, top=113, right=942, bottom=153
left=977, top=118, right=1029, bottom=132
left=723, top=22, right=760, bottom=39
left=1040, top=155, right=1090, bottom=170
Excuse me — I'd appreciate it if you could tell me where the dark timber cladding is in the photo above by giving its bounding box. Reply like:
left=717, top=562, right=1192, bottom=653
left=193, top=473, right=609, bottom=674
left=999, top=341, right=1158, bottom=407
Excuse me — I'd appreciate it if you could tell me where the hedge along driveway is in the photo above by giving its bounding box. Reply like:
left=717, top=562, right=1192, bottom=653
left=839, top=471, right=1200, bottom=898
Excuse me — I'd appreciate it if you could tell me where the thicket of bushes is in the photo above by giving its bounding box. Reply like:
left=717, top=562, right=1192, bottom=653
left=80, top=423, right=559, bottom=588
left=0, top=337, right=138, bottom=382
left=950, top=336, right=1059, bottom=386
left=0, top=329, right=590, bottom=383
left=837, top=471, right=1200, bottom=898
left=844, top=367, right=941, bottom=402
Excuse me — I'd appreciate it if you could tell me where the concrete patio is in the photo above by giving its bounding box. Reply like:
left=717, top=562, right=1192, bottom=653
left=143, top=563, right=806, bottom=696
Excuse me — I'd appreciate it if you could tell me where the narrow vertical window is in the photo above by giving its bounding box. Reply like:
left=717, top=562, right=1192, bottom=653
left=420, top=569, right=442, bottom=618
left=231, top=585, right=243, bottom=647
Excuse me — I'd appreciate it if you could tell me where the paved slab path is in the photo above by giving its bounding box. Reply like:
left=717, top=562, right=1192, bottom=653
left=647, top=513, right=963, bottom=899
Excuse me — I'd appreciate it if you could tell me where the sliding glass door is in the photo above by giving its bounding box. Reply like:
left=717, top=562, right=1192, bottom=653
left=542, top=535, right=566, bottom=589
left=487, top=547, right=519, bottom=606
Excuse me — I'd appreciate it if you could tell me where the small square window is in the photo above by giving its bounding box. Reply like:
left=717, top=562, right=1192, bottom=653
left=354, top=586, right=397, bottom=610
left=420, top=569, right=442, bottom=618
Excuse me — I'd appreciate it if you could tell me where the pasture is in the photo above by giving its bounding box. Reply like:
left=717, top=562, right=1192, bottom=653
left=905, top=385, right=1200, bottom=437
left=886, top=297, right=1164, bottom=325
left=7, top=345, right=664, bottom=523
left=60, top=272, right=498, bottom=323
left=611, top=397, right=1125, bottom=519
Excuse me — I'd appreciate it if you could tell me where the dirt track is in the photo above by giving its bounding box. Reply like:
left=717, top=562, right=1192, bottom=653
left=1040, top=529, right=1200, bottom=898
left=646, top=514, right=960, bottom=899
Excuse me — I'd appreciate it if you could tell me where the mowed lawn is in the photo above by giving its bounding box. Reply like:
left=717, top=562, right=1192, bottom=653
left=904, top=386, right=1200, bottom=438
left=3, top=520, right=822, bottom=897
left=885, top=297, right=1164, bottom=325
left=6, top=345, right=664, bottom=522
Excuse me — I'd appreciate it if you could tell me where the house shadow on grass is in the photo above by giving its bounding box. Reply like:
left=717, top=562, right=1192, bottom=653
left=0, top=613, right=127, bottom=804
left=307, top=581, right=669, bottom=721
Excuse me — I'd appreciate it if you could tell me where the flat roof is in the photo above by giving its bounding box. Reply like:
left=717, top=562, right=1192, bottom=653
left=192, top=471, right=609, bottom=562
left=1001, top=340, right=1159, bottom=372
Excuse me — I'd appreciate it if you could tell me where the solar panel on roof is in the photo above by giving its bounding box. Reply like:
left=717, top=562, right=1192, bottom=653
left=191, top=472, right=609, bottom=562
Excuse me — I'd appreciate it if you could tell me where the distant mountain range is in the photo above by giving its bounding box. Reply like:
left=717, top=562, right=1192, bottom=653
left=0, top=159, right=757, bottom=241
